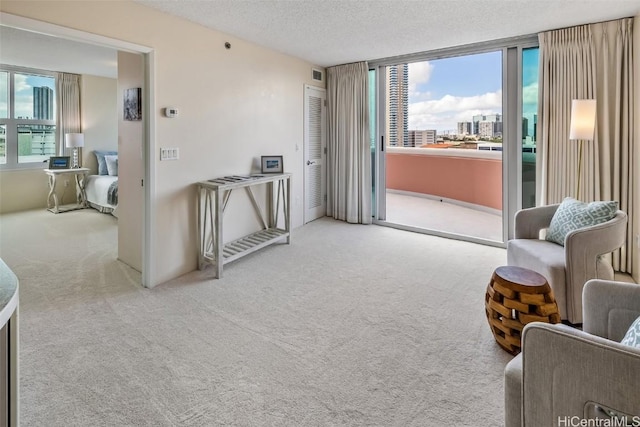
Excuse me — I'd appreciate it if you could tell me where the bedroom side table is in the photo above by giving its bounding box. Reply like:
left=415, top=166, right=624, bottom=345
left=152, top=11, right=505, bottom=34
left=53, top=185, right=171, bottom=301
left=44, top=168, right=90, bottom=214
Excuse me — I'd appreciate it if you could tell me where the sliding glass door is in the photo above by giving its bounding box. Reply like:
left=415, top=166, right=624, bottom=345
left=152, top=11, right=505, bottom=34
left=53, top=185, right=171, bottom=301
left=371, top=39, right=539, bottom=246
left=522, top=47, right=539, bottom=209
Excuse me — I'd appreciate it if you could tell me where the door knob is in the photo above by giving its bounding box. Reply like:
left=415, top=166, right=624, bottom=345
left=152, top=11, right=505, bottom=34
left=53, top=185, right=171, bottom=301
left=307, top=160, right=315, bottom=165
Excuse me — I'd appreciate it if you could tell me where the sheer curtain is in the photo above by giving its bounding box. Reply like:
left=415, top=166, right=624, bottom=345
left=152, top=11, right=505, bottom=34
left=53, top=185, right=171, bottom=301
left=537, top=18, right=634, bottom=273
left=326, top=62, right=372, bottom=224
left=56, top=73, right=82, bottom=158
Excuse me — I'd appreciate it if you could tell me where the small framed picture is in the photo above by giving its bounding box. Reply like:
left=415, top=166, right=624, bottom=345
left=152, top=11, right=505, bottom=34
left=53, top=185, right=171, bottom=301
left=124, top=87, right=142, bottom=121
left=261, top=155, right=284, bottom=174
left=48, top=156, right=70, bottom=169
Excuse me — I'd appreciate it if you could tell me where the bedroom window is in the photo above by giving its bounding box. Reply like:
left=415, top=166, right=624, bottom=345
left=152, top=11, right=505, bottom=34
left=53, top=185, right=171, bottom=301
left=0, top=66, right=57, bottom=169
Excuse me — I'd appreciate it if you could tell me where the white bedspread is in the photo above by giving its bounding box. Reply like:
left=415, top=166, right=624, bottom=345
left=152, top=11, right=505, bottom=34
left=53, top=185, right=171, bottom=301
left=85, top=175, right=118, bottom=216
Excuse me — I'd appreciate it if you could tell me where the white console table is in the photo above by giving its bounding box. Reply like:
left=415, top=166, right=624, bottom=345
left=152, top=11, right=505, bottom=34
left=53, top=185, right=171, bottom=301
left=44, top=168, right=89, bottom=214
left=197, top=173, right=291, bottom=278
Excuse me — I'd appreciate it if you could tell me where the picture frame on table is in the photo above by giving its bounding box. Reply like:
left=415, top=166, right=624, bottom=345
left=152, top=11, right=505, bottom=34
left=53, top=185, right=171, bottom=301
left=48, top=156, right=70, bottom=169
left=261, top=155, right=284, bottom=174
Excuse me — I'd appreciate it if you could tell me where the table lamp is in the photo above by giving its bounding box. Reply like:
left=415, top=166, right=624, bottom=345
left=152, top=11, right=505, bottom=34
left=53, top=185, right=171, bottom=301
left=65, top=133, right=84, bottom=168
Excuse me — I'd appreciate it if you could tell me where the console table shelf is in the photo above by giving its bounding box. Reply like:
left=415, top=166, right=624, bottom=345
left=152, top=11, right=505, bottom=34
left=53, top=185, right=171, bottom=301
left=197, top=173, right=291, bottom=278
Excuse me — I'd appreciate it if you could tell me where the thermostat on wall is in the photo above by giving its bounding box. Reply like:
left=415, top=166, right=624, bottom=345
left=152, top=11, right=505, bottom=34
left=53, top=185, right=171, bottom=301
left=164, top=107, right=178, bottom=118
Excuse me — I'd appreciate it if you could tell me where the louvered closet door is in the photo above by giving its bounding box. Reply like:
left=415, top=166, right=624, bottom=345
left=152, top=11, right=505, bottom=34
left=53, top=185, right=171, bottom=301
left=304, top=85, right=327, bottom=223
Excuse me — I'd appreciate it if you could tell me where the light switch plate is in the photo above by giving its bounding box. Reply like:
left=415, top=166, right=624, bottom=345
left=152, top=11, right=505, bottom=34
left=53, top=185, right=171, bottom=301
left=160, top=147, right=179, bottom=161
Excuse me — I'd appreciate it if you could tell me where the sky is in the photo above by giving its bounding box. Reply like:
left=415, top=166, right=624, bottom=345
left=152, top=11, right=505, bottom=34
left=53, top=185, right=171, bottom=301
left=407, top=49, right=539, bottom=134
left=0, top=71, right=56, bottom=119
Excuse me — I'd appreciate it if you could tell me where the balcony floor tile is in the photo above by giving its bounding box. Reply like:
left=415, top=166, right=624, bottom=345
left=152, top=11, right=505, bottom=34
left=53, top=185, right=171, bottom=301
left=384, top=191, right=503, bottom=242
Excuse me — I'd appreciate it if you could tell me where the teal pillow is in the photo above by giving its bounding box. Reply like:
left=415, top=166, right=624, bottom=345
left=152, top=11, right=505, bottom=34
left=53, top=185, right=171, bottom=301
left=621, top=315, right=640, bottom=348
left=94, top=150, right=117, bottom=175
left=545, top=197, right=618, bottom=246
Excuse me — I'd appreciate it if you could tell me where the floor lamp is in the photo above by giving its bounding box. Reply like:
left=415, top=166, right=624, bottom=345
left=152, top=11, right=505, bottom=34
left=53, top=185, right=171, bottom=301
left=568, top=99, right=596, bottom=199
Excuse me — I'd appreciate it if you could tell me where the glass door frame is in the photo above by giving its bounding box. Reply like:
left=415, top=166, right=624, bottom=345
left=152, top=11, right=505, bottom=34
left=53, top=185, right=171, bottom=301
left=369, top=35, right=538, bottom=248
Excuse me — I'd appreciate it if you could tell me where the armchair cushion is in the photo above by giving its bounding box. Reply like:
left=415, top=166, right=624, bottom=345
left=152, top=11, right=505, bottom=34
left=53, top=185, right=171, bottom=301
left=621, top=316, right=640, bottom=348
left=507, top=239, right=567, bottom=313
left=546, top=197, right=618, bottom=246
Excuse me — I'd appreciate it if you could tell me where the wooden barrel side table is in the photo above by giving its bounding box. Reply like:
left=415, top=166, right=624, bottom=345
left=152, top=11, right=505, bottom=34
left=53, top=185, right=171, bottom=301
left=485, top=266, right=561, bottom=354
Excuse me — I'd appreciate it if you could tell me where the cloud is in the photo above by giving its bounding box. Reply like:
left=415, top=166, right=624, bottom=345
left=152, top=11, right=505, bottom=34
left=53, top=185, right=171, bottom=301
left=523, top=82, right=538, bottom=105
left=14, top=74, right=30, bottom=93
left=12, top=75, right=37, bottom=119
left=408, top=90, right=502, bottom=131
left=407, top=61, right=434, bottom=101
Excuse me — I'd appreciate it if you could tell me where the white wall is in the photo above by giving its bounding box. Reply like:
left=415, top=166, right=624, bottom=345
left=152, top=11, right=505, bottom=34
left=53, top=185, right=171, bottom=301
left=0, top=1, right=324, bottom=285
left=0, top=169, right=49, bottom=213
left=81, top=75, right=118, bottom=174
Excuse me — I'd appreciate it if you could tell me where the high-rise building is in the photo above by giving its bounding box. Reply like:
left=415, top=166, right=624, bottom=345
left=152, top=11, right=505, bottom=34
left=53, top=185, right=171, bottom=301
left=472, top=114, right=502, bottom=139
left=523, top=114, right=540, bottom=142
left=409, top=129, right=437, bottom=147
left=478, top=122, right=494, bottom=139
left=33, top=86, right=54, bottom=120
left=472, top=113, right=501, bottom=135
left=457, top=122, right=472, bottom=135
left=522, top=117, right=529, bottom=140
left=386, top=64, right=409, bottom=146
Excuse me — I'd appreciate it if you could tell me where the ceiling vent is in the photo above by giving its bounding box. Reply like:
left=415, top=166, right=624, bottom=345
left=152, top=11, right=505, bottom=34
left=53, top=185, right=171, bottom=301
left=312, top=68, right=323, bottom=82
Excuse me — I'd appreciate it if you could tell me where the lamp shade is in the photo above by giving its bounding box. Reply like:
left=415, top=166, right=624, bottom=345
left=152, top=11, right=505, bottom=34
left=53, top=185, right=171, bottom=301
left=65, top=133, right=85, bottom=148
left=569, top=99, right=596, bottom=140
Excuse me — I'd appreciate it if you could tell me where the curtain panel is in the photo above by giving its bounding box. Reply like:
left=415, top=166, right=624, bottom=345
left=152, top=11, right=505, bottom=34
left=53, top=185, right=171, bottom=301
left=326, top=62, right=372, bottom=224
left=537, top=18, right=634, bottom=273
left=56, top=73, right=82, bottom=157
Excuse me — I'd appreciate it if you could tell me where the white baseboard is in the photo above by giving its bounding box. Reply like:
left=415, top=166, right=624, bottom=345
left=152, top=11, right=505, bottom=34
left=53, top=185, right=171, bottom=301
left=387, top=189, right=502, bottom=216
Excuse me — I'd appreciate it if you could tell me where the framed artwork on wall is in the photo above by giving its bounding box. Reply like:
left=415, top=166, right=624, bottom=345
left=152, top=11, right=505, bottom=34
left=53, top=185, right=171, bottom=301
left=261, top=155, right=284, bottom=174
left=124, top=88, right=142, bottom=121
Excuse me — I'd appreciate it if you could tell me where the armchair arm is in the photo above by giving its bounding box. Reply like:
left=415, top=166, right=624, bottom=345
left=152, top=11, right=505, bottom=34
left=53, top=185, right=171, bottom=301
left=521, top=323, right=640, bottom=426
left=514, top=204, right=559, bottom=239
left=564, top=211, right=628, bottom=322
left=583, top=279, right=640, bottom=340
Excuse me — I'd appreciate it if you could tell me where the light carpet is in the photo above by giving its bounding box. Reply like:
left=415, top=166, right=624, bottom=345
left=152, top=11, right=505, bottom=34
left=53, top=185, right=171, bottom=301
left=0, top=209, right=513, bottom=426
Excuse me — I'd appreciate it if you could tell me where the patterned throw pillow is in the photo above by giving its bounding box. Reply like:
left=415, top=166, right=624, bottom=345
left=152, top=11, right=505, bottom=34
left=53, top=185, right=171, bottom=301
left=545, top=197, right=618, bottom=246
left=621, top=315, right=640, bottom=348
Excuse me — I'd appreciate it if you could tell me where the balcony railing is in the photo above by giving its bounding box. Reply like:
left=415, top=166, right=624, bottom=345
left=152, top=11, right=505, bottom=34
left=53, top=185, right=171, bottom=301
left=386, top=145, right=503, bottom=211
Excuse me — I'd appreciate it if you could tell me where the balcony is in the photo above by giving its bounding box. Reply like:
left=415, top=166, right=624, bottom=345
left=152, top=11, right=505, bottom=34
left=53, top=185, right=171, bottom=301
left=383, top=145, right=505, bottom=242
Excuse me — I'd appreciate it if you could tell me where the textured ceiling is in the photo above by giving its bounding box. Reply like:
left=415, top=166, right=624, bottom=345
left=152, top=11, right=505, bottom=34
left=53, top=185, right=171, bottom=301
left=135, top=0, right=640, bottom=67
left=2, top=1, right=639, bottom=77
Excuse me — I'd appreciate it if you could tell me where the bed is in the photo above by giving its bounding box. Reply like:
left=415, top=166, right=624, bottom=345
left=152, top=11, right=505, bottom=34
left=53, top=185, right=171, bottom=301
left=85, top=174, right=118, bottom=216
left=85, top=150, right=118, bottom=216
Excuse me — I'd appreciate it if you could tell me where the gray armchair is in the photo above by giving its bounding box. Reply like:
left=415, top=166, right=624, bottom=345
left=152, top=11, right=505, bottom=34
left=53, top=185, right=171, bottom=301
left=504, top=279, right=640, bottom=426
left=507, top=204, right=627, bottom=324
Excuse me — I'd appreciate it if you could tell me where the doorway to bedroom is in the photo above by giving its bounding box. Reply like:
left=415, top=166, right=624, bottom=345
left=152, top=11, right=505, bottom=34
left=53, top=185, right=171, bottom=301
left=0, top=20, right=149, bottom=280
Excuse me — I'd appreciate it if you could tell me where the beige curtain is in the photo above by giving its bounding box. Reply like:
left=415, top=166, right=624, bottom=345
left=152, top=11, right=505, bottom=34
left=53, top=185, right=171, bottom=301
left=326, top=62, right=372, bottom=224
left=56, top=73, right=82, bottom=158
left=537, top=18, right=634, bottom=273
